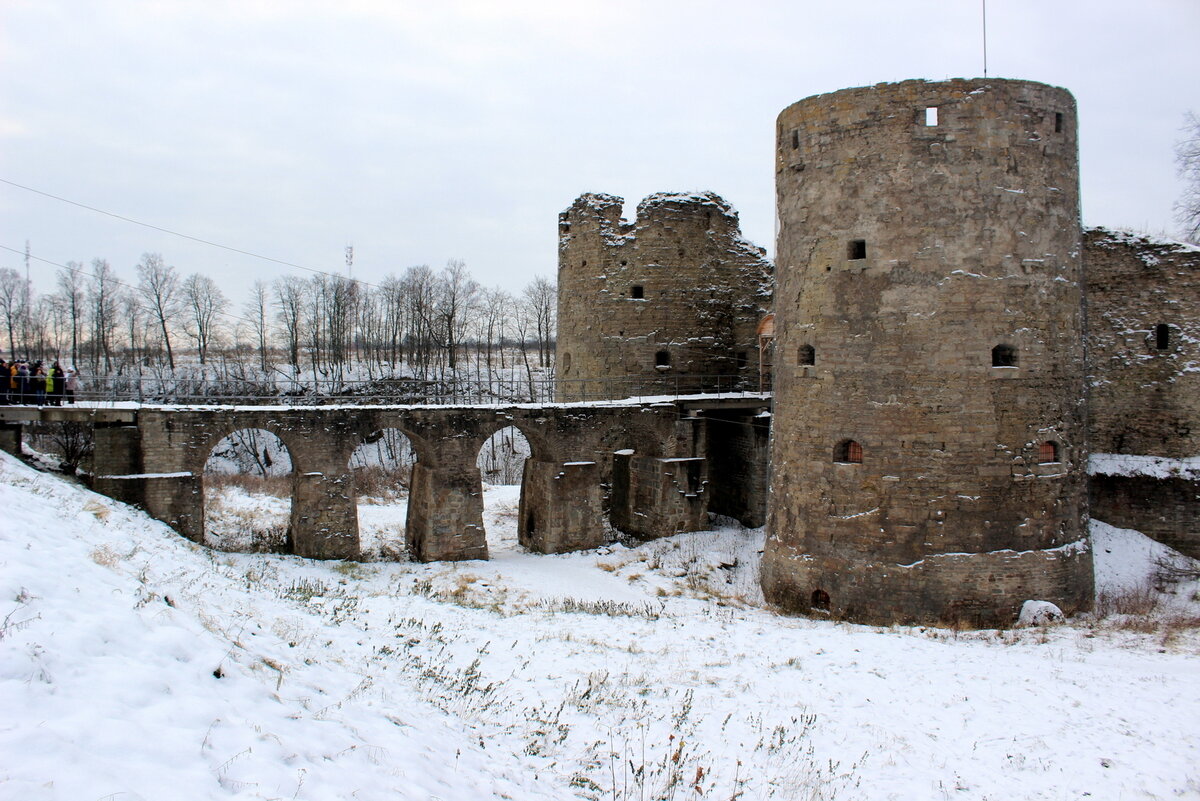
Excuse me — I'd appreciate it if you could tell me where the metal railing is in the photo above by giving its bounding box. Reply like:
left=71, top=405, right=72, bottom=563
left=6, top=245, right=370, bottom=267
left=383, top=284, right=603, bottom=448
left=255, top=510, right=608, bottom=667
left=1, top=372, right=772, bottom=407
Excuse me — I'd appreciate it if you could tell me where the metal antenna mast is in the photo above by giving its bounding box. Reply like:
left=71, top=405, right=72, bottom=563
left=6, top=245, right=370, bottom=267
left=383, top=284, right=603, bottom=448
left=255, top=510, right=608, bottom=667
left=982, top=0, right=989, bottom=77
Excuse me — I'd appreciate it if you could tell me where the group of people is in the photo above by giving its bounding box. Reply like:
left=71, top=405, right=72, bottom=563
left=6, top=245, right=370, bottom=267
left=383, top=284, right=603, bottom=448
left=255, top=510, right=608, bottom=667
left=2, top=359, right=79, bottom=406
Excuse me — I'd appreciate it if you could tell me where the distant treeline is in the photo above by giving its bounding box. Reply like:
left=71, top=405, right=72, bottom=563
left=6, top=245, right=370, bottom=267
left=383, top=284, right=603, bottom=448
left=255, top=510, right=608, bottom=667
left=1, top=254, right=556, bottom=395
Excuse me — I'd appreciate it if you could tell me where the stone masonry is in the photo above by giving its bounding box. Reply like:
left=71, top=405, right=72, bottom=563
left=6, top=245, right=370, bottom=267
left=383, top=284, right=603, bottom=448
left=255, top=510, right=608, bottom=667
left=1083, top=229, right=1200, bottom=556
left=761, top=79, right=1093, bottom=627
left=555, top=192, right=772, bottom=401
left=2, top=401, right=726, bottom=561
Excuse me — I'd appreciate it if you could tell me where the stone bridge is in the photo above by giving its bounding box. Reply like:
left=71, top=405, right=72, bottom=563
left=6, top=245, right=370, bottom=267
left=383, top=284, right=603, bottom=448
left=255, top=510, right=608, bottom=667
left=0, top=398, right=770, bottom=561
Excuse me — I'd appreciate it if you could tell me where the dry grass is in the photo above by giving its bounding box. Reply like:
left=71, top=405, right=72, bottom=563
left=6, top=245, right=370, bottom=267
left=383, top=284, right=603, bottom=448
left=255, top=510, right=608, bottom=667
left=1094, top=584, right=1160, bottom=618
left=204, top=472, right=291, bottom=498
left=351, top=466, right=410, bottom=504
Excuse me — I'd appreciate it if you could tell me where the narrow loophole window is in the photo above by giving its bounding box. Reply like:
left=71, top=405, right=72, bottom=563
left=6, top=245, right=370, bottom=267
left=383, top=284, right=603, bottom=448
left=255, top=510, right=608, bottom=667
left=835, top=439, right=863, bottom=464
left=1155, top=323, right=1170, bottom=350
left=1039, top=441, right=1060, bottom=464
left=1055, top=112, right=1063, bottom=133
left=925, top=107, right=939, bottom=126
left=798, top=344, right=815, bottom=365
left=631, top=285, right=644, bottom=299
left=992, top=343, right=1018, bottom=367
left=791, top=129, right=799, bottom=150
left=848, top=239, right=867, bottom=260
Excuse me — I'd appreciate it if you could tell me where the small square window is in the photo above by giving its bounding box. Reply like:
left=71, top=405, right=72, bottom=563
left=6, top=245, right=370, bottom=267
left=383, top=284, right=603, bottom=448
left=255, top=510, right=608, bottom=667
left=848, top=240, right=866, bottom=260
left=631, top=285, right=644, bottom=299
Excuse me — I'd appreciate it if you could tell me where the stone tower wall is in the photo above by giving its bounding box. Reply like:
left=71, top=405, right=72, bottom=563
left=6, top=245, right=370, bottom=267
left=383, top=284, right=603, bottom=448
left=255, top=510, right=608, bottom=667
left=555, top=192, right=772, bottom=401
left=762, top=78, right=1092, bottom=626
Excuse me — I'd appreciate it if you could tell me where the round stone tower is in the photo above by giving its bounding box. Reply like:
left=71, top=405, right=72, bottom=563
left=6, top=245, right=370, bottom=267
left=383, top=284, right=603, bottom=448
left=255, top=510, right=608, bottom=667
left=555, top=191, right=772, bottom=401
left=761, top=78, right=1093, bottom=627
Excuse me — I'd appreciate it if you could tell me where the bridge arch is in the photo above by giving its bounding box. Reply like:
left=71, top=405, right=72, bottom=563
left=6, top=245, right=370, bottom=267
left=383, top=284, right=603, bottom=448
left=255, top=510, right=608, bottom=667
left=349, top=427, right=418, bottom=560
left=202, top=427, right=295, bottom=553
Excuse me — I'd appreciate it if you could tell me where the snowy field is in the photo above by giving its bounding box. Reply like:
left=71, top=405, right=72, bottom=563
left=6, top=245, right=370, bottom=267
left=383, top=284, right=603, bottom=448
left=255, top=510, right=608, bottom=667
left=2, top=449, right=1199, bottom=800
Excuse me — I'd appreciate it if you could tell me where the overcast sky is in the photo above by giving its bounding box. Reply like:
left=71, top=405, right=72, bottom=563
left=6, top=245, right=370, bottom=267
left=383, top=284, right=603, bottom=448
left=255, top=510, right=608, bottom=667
left=1, top=0, right=1197, bottom=302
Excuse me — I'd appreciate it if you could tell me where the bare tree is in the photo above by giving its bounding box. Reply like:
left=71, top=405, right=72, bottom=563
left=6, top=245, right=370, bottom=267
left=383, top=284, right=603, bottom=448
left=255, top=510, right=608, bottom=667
left=88, top=259, right=120, bottom=372
left=245, top=280, right=270, bottom=373
left=479, top=287, right=511, bottom=375
left=437, top=259, right=480, bottom=372
left=403, top=265, right=438, bottom=376
left=273, top=275, right=306, bottom=374
left=121, top=292, right=145, bottom=368
left=522, top=276, right=556, bottom=369
left=182, top=273, right=228, bottom=365
left=0, top=267, right=26, bottom=359
left=56, top=265, right=85, bottom=366
left=1176, top=111, right=1200, bottom=243
left=136, top=252, right=181, bottom=370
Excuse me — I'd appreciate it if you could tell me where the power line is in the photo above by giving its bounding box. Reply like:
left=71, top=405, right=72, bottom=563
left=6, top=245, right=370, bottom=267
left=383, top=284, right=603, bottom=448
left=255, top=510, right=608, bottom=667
left=0, top=176, right=383, bottom=291
left=0, top=243, right=264, bottom=330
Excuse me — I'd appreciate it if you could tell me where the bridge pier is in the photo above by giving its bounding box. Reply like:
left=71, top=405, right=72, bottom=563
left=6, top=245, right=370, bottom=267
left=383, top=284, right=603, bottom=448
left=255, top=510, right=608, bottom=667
left=611, top=453, right=708, bottom=539
left=0, top=422, right=20, bottom=456
left=406, top=461, right=488, bottom=562
left=291, top=464, right=360, bottom=560
left=519, top=459, right=606, bottom=553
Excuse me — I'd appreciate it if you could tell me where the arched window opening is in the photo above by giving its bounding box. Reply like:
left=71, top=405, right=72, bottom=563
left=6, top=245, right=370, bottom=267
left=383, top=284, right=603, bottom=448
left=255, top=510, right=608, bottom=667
left=811, top=588, right=831, bottom=611
left=349, top=429, right=417, bottom=560
left=992, top=343, right=1018, bottom=367
left=835, top=439, right=863, bottom=464
left=561, top=352, right=572, bottom=375
left=655, top=350, right=671, bottom=368
left=1039, top=441, right=1060, bottom=464
left=204, top=428, right=293, bottom=553
left=1155, top=323, right=1171, bottom=351
left=798, top=344, right=815, bottom=365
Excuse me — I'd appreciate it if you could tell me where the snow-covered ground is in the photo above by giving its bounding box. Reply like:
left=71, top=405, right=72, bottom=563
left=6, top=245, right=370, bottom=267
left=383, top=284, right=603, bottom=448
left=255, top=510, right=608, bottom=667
left=2, top=449, right=1199, bottom=800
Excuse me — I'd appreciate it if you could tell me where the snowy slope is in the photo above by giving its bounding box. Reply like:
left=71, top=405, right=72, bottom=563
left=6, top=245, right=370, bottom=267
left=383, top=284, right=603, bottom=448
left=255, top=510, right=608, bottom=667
left=2, top=450, right=1199, bottom=800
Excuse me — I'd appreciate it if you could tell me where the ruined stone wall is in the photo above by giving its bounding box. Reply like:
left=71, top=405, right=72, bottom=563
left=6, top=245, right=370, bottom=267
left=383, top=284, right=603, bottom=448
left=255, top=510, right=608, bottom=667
left=762, top=78, right=1092, bottom=627
left=1083, top=229, right=1200, bottom=552
left=1084, top=229, right=1200, bottom=457
left=555, top=192, right=772, bottom=401
left=1089, top=475, right=1200, bottom=558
